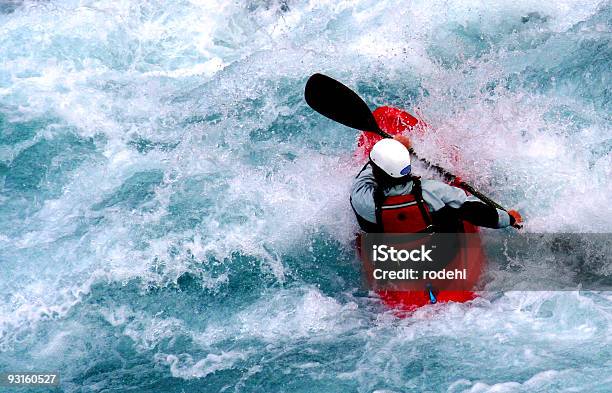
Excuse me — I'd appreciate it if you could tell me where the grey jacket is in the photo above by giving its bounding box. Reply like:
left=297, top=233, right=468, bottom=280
left=350, top=163, right=511, bottom=229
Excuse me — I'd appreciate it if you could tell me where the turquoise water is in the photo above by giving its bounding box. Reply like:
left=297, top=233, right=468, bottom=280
left=0, top=0, right=611, bottom=392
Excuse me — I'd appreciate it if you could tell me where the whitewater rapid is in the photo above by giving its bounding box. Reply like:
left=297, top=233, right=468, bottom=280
left=0, top=0, right=610, bottom=392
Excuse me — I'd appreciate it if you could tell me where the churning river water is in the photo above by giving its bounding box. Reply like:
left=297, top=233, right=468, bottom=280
left=0, top=1, right=611, bottom=392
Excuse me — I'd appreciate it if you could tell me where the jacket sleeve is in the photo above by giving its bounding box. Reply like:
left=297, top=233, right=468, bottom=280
left=421, top=180, right=511, bottom=228
left=350, top=164, right=377, bottom=225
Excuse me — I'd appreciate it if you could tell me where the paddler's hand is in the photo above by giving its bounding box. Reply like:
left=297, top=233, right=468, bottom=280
left=508, top=210, right=523, bottom=229
left=393, top=134, right=412, bottom=149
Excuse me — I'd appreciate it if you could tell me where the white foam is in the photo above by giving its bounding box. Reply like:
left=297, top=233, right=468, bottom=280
left=162, top=351, right=248, bottom=379
left=237, top=287, right=361, bottom=341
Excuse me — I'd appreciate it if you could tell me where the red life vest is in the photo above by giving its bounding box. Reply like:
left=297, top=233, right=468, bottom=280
left=377, top=178, right=433, bottom=233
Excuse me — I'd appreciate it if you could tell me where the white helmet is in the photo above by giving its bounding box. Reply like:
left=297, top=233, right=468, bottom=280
left=369, top=139, right=411, bottom=178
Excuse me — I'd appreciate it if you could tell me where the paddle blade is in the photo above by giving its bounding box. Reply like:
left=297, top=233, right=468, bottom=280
left=304, top=73, right=383, bottom=134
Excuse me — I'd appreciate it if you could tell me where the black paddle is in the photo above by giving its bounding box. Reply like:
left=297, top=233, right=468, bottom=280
left=304, top=73, right=508, bottom=212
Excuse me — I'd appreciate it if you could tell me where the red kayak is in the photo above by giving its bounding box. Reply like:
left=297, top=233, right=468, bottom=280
left=355, top=106, right=486, bottom=311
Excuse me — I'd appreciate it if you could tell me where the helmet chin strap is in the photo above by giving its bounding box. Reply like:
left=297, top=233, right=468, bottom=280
left=370, top=160, right=411, bottom=188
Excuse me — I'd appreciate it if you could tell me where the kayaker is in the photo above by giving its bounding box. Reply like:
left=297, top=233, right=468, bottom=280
left=350, top=135, right=523, bottom=233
